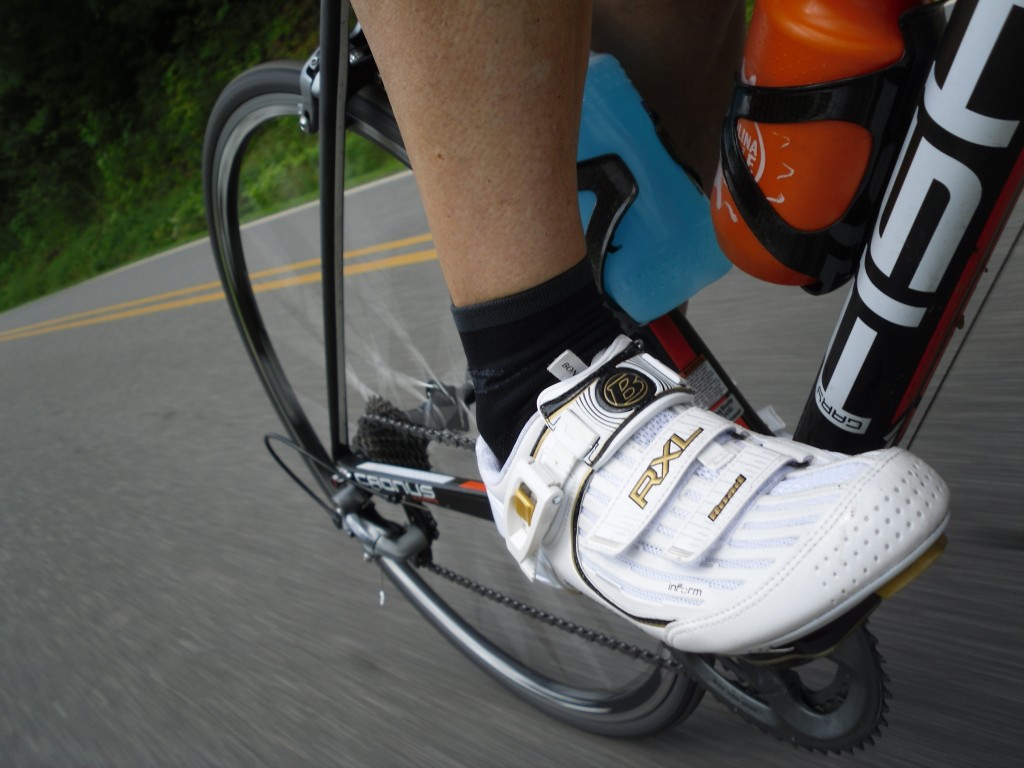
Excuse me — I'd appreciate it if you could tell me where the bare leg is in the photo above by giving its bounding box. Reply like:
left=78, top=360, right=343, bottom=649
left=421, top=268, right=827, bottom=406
left=353, top=1, right=744, bottom=309
left=351, top=1, right=593, bottom=307
left=350, top=1, right=746, bottom=461
left=592, top=0, right=745, bottom=193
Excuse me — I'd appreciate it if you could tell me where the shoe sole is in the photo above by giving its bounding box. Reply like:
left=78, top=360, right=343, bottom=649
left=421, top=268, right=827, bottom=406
left=749, top=522, right=950, bottom=660
left=875, top=532, right=948, bottom=600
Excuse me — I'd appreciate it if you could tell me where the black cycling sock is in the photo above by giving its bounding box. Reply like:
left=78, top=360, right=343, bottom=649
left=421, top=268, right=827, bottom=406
left=452, top=259, right=621, bottom=465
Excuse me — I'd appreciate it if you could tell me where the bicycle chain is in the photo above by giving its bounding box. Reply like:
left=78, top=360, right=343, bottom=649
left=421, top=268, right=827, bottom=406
left=359, top=407, right=679, bottom=669
left=425, top=561, right=684, bottom=672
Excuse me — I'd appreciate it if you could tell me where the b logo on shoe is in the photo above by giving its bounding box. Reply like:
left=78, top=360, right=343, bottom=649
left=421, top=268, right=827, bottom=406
left=599, top=369, right=652, bottom=409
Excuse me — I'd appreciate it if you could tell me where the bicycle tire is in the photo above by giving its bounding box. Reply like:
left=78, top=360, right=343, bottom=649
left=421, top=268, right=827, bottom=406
left=202, top=59, right=703, bottom=737
left=203, top=61, right=332, bottom=474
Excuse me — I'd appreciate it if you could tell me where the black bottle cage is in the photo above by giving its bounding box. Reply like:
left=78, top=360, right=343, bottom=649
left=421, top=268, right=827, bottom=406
left=577, top=154, right=639, bottom=293
left=719, top=2, right=947, bottom=294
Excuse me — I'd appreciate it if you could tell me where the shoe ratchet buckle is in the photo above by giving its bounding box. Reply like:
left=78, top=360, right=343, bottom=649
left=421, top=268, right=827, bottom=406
left=504, top=459, right=564, bottom=577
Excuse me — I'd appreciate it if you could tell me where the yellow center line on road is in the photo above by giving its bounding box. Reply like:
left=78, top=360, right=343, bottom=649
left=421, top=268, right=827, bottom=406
left=244, top=249, right=439, bottom=294
left=343, top=248, right=437, bottom=277
left=344, top=232, right=433, bottom=260
left=0, top=278, right=228, bottom=339
left=0, top=238, right=437, bottom=344
left=250, top=232, right=436, bottom=280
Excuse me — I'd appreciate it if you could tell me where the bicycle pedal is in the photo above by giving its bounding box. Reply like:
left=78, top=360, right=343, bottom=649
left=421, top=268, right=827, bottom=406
left=875, top=533, right=947, bottom=600
left=742, top=594, right=880, bottom=666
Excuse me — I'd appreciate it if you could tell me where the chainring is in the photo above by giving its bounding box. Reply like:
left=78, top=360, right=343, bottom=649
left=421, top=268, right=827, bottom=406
left=676, top=623, right=890, bottom=753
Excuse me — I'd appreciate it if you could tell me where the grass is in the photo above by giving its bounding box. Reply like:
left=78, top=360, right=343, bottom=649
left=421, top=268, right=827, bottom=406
left=0, top=129, right=405, bottom=313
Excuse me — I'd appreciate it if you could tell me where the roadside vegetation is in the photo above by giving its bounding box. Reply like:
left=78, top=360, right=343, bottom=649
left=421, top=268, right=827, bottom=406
left=0, top=0, right=401, bottom=312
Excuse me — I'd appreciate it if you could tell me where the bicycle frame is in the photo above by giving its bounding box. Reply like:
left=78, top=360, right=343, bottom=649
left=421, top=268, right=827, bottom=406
left=319, top=0, right=349, bottom=464
left=795, top=0, right=1024, bottom=451
left=315, top=0, right=1021, bottom=515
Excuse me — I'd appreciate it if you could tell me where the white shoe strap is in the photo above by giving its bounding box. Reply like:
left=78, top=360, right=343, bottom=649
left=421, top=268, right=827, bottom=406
left=664, top=443, right=799, bottom=563
left=583, top=407, right=741, bottom=556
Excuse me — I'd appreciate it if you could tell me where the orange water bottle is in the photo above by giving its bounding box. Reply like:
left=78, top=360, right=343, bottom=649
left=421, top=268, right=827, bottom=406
left=711, top=0, right=927, bottom=287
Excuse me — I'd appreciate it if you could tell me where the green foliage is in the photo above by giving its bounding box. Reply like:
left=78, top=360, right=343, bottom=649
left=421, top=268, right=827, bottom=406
left=344, top=133, right=407, bottom=189
left=0, top=0, right=326, bottom=311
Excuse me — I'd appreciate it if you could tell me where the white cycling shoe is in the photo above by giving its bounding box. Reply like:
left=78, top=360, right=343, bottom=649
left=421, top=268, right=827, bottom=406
left=477, top=335, right=950, bottom=656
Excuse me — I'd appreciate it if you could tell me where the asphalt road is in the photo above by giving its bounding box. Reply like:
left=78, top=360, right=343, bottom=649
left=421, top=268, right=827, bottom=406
left=1, top=173, right=1021, bottom=767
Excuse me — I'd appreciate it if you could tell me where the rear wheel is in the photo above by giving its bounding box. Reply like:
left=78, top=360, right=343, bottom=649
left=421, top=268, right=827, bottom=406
left=202, top=58, right=703, bottom=736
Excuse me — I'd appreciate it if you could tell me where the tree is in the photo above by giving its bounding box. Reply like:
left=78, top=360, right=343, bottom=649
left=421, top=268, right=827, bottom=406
left=1, top=0, right=316, bottom=297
